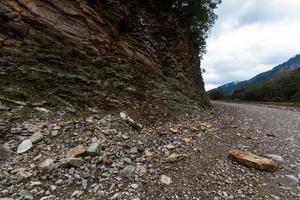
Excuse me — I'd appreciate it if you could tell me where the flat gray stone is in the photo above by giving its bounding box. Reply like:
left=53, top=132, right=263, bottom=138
left=67, top=158, right=84, bottom=167
left=17, top=139, right=33, bottom=154
left=129, top=147, right=138, bottom=154
left=120, top=165, right=135, bottom=178
left=265, top=154, right=285, bottom=163
left=30, top=132, right=43, bottom=143
left=87, top=142, right=100, bottom=155
left=135, top=164, right=147, bottom=176
left=160, top=175, right=172, bottom=185
left=122, top=157, right=132, bottom=165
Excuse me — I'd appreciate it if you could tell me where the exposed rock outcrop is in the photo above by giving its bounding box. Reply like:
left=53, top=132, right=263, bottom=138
left=0, top=0, right=209, bottom=122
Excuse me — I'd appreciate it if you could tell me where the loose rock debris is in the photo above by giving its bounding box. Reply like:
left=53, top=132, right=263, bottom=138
left=2, top=102, right=299, bottom=199
left=0, top=109, right=215, bottom=199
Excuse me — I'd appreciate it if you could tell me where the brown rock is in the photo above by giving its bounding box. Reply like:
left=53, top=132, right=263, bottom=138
left=182, top=137, right=191, bottom=144
left=200, top=122, right=212, bottom=131
left=166, top=153, right=188, bottom=162
left=144, top=150, right=154, bottom=157
left=169, top=128, right=178, bottom=133
left=166, top=144, right=176, bottom=150
left=228, top=149, right=278, bottom=172
left=191, top=126, right=199, bottom=132
left=66, top=145, right=86, bottom=158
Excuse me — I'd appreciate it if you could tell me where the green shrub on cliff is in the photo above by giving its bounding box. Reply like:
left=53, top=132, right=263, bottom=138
left=144, top=0, right=221, bottom=55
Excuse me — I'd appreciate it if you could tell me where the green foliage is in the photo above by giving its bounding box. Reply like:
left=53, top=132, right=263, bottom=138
left=208, top=89, right=226, bottom=100
left=145, top=0, right=221, bottom=56
left=230, top=69, right=300, bottom=103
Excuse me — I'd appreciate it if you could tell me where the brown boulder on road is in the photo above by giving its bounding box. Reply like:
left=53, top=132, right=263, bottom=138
left=229, top=149, right=278, bottom=172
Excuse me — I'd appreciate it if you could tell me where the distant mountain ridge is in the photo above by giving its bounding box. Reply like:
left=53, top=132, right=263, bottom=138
left=211, top=54, right=300, bottom=94
left=230, top=68, right=300, bottom=102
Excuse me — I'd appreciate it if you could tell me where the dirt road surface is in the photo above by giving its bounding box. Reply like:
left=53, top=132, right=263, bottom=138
left=143, top=101, right=300, bottom=200
left=1, top=102, right=300, bottom=200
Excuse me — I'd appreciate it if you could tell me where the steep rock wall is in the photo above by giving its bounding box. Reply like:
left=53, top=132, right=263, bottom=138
left=0, top=0, right=209, bottom=121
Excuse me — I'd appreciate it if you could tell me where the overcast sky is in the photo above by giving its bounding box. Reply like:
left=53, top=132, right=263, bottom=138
left=202, top=0, right=300, bottom=91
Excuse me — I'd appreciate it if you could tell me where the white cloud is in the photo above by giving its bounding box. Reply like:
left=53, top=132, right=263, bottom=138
left=202, top=0, right=300, bottom=90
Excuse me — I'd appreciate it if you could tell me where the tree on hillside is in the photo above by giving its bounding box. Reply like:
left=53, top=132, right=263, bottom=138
left=229, top=69, right=300, bottom=103
left=209, top=89, right=226, bottom=100
left=144, top=0, right=221, bottom=56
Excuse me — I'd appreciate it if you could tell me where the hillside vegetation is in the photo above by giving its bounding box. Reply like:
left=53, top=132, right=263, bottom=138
left=231, top=69, right=300, bottom=102
left=211, top=54, right=300, bottom=95
left=210, top=68, right=300, bottom=103
left=209, top=54, right=300, bottom=103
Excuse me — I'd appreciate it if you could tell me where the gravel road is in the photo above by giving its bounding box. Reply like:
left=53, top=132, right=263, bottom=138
left=143, top=101, right=300, bottom=200
left=1, top=102, right=300, bottom=199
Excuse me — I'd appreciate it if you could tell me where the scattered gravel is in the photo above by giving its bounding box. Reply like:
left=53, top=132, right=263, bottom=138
left=0, top=102, right=299, bottom=199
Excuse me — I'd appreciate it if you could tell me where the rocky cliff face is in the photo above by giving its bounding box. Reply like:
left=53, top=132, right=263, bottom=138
left=0, top=0, right=209, bottom=122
